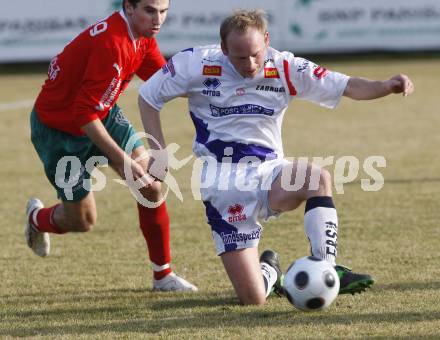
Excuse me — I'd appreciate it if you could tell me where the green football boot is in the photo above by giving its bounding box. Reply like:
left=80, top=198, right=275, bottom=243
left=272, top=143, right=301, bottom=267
left=335, top=264, right=375, bottom=295
left=260, top=249, right=285, bottom=296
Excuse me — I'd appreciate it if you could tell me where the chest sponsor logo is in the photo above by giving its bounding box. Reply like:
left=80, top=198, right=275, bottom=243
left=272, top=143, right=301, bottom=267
left=264, top=67, right=279, bottom=78
left=256, top=85, right=285, bottom=93
left=210, top=104, right=274, bottom=117
left=203, top=65, right=222, bottom=76
left=202, top=78, right=221, bottom=97
left=96, top=76, right=122, bottom=111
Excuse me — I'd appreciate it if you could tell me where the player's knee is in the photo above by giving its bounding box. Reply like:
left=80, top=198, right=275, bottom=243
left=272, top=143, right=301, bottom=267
left=237, top=287, right=267, bottom=306
left=148, top=180, right=162, bottom=193
left=318, top=168, right=332, bottom=195
left=140, top=180, right=162, bottom=201
left=239, top=291, right=267, bottom=306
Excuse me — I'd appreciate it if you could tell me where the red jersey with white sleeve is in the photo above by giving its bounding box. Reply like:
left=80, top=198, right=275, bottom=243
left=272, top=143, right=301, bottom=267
left=35, top=10, right=166, bottom=136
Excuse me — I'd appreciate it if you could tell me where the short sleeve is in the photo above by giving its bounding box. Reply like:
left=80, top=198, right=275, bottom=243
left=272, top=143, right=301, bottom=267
left=138, top=49, right=193, bottom=111
left=286, top=54, right=349, bottom=109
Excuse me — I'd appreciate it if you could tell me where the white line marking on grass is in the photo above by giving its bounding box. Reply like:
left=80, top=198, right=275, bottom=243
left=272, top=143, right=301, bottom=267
left=0, top=80, right=141, bottom=113
left=0, top=99, right=34, bottom=112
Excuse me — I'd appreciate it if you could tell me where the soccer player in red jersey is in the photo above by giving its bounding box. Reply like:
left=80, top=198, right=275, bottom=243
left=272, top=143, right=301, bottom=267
left=26, top=0, right=197, bottom=292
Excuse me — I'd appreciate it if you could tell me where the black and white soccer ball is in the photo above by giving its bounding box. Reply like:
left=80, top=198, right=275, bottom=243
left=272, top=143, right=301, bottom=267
left=283, top=256, right=340, bottom=312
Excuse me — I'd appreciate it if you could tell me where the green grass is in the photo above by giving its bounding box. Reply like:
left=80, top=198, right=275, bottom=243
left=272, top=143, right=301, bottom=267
left=1, top=56, right=440, bottom=339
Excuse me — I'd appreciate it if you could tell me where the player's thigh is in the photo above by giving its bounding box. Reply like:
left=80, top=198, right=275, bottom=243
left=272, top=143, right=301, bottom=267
left=221, top=247, right=266, bottom=305
left=268, top=160, right=331, bottom=213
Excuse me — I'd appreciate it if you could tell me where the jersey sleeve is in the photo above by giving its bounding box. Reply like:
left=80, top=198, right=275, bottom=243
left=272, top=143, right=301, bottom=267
left=284, top=53, right=349, bottom=109
left=72, top=45, right=120, bottom=128
left=136, top=38, right=167, bottom=81
left=138, top=49, right=193, bottom=111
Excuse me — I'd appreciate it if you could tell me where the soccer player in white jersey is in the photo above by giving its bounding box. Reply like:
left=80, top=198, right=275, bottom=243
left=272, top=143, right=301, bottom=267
left=137, top=10, right=414, bottom=305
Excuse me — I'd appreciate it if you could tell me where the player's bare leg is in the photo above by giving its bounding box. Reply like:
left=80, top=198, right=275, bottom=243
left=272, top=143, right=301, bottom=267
left=221, top=247, right=283, bottom=305
left=53, top=193, right=97, bottom=232
left=269, top=161, right=374, bottom=294
left=268, top=162, right=331, bottom=212
left=25, top=193, right=97, bottom=257
left=221, top=248, right=267, bottom=305
left=129, top=146, right=197, bottom=292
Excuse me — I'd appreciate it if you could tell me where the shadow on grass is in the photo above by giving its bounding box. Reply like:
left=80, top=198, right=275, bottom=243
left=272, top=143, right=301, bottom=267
left=375, top=281, right=440, bottom=292
left=2, top=307, right=440, bottom=337
left=2, top=283, right=440, bottom=337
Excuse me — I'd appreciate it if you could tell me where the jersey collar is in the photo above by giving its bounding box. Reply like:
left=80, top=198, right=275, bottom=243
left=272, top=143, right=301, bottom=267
left=118, top=10, right=138, bottom=51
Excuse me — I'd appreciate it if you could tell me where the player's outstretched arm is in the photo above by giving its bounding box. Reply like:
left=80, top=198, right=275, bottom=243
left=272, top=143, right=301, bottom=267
left=81, top=120, right=151, bottom=186
left=138, top=96, right=169, bottom=182
left=343, top=74, right=414, bottom=100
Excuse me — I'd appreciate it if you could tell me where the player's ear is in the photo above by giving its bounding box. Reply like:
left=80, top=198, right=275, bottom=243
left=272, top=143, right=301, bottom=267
left=264, top=31, right=270, bottom=47
left=124, top=0, right=135, bottom=16
left=221, top=41, right=229, bottom=56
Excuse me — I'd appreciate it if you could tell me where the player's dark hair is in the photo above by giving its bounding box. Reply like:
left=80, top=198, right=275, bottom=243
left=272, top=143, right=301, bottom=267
left=122, top=0, right=142, bottom=12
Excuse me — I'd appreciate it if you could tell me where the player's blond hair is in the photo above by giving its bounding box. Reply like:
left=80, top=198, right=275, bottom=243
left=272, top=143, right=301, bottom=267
left=220, top=9, right=268, bottom=47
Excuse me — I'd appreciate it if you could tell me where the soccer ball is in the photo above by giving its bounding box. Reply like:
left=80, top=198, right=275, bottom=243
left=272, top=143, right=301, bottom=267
left=283, top=256, right=340, bottom=312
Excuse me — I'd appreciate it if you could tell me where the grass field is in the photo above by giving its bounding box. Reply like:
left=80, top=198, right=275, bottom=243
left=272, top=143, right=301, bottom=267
left=1, top=56, right=440, bottom=339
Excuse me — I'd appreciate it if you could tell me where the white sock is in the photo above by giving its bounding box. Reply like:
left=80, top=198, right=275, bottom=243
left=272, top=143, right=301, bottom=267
left=304, top=196, right=338, bottom=265
left=261, top=262, right=278, bottom=297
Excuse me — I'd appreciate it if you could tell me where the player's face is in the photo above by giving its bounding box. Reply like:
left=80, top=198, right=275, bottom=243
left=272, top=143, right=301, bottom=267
left=125, top=0, right=169, bottom=38
left=222, top=28, right=269, bottom=78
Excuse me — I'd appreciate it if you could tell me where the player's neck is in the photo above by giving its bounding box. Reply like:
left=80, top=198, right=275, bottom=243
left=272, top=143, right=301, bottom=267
left=119, top=9, right=140, bottom=41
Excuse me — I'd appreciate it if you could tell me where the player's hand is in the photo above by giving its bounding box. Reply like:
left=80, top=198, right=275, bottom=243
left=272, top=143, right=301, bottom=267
left=130, top=158, right=155, bottom=188
left=385, top=74, right=415, bottom=97
left=147, top=148, right=169, bottom=182
left=117, top=156, right=154, bottom=188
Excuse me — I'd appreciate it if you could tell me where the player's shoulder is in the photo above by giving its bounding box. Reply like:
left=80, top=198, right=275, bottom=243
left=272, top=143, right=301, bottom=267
left=170, top=45, right=224, bottom=76
left=173, top=44, right=223, bottom=61
left=87, top=12, right=127, bottom=48
left=268, top=47, right=314, bottom=73
left=267, top=47, right=295, bottom=63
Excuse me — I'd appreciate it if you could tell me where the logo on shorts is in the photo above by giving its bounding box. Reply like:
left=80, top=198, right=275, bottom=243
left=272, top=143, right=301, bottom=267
left=114, top=109, right=129, bottom=126
left=227, top=204, right=247, bottom=223
left=221, top=228, right=261, bottom=245
left=203, top=65, right=222, bottom=76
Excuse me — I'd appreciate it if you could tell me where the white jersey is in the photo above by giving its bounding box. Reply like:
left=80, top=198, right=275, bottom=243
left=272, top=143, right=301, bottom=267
left=139, top=45, right=349, bottom=163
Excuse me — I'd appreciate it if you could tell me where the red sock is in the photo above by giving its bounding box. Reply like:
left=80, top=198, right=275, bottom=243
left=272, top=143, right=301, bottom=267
left=32, top=204, right=67, bottom=234
left=137, top=202, right=172, bottom=280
